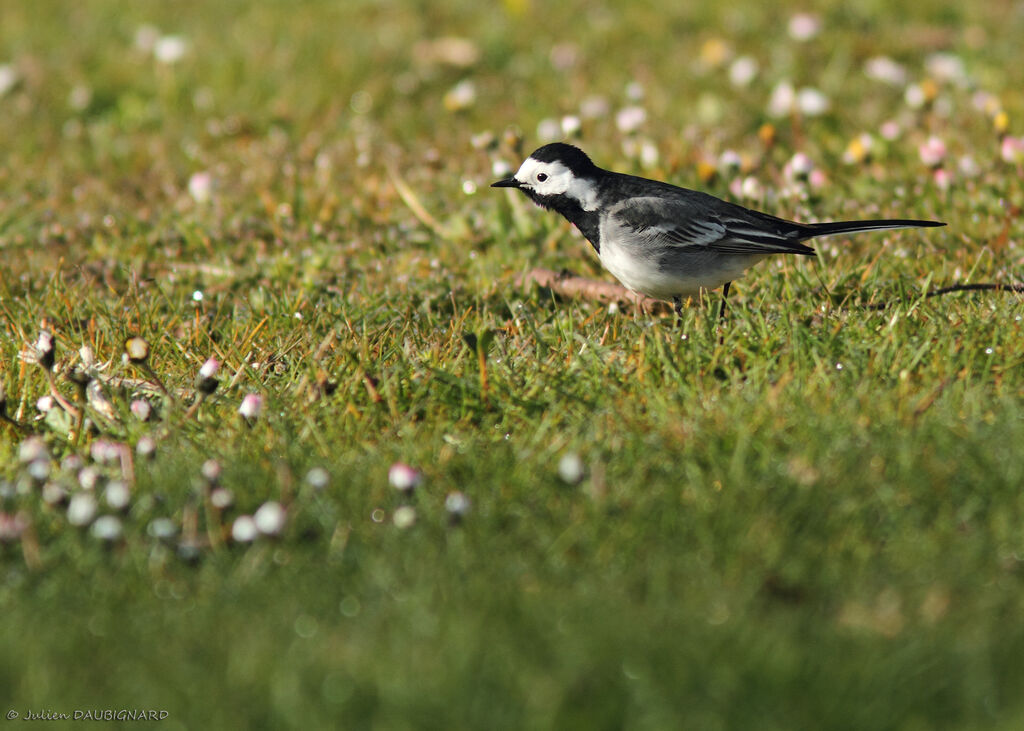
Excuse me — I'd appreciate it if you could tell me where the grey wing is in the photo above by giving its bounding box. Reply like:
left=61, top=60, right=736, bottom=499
left=608, top=196, right=817, bottom=256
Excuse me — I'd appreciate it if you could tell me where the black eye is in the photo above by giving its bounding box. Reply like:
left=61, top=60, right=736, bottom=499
left=536, top=173, right=548, bottom=182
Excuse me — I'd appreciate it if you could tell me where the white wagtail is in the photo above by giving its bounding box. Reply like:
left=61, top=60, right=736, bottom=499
left=493, top=143, right=945, bottom=318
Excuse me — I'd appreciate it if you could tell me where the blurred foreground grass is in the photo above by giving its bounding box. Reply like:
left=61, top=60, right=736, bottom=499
left=1, top=1, right=1023, bottom=729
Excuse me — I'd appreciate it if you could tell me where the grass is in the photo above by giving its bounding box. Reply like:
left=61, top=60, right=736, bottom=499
left=1, top=0, right=1023, bottom=728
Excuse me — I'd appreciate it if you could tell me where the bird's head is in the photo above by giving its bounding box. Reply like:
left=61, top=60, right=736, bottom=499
left=492, top=143, right=600, bottom=211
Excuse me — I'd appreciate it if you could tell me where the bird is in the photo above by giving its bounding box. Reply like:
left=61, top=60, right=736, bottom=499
left=492, top=142, right=945, bottom=319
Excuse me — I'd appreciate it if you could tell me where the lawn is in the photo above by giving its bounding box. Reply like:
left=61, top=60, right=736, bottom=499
left=1, top=1, right=1023, bottom=729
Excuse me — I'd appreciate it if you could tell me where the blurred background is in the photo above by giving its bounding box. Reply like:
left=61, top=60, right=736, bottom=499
left=2, top=0, right=1021, bottom=288
left=2, top=2, right=1023, bottom=729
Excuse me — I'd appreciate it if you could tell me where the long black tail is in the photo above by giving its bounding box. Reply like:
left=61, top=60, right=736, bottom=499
left=803, top=219, right=946, bottom=239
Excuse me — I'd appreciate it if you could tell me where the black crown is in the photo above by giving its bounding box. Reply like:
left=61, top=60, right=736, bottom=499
left=529, top=143, right=598, bottom=175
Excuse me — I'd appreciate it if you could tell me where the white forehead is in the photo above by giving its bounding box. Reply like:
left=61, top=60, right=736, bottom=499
left=514, top=157, right=598, bottom=211
left=514, top=157, right=571, bottom=182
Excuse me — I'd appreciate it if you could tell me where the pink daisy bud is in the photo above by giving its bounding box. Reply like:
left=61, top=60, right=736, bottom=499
left=445, top=491, right=471, bottom=518
left=918, top=136, right=947, bottom=167
left=615, top=105, right=647, bottom=134
left=199, top=357, right=219, bottom=380
left=788, top=13, right=821, bottom=41
left=210, top=487, right=234, bottom=510
left=718, top=149, right=743, bottom=172
left=388, top=462, right=422, bottom=493
left=238, top=393, right=264, bottom=420
left=879, top=120, right=901, bottom=141
left=188, top=172, right=213, bottom=204
left=0, top=512, right=27, bottom=542
left=136, top=436, right=157, bottom=459
left=767, top=80, right=795, bottom=118
left=958, top=155, right=980, bottom=177
left=739, top=176, right=763, bottom=199
left=90, top=440, right=122, bottom=464
left=153, top=34, right=188, bottom=64
left=1000, top=136, right=1024, bottom=164
left=130, top=399, right=152, bottom=421
left=231, top=515, right=258, bottom=543
left=864, top=56, right=907, bottom=86
left=254, top=501, right=286, bottom=536
left=18, top=437, right=48, bottom=463
left=201, top=459, right=222, bottom=484
left=67, top=493, right=98, bottom=527
left=796, top=87, right=830, bottom=116
left=195, top=357, right=220, bottom=395
left=784, top=152, right=815, bottom=181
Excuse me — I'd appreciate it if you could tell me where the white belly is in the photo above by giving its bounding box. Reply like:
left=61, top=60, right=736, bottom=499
left=598, top=238, right=763, bottom=298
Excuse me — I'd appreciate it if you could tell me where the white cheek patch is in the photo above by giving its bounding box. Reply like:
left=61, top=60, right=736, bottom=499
left=514, top=158, right=599, bottom=211
left=565, top=176, right=599, bottom=212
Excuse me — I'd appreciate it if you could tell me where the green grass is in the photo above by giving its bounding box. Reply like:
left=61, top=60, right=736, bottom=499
left=2, top=1, right=1024, bottom=729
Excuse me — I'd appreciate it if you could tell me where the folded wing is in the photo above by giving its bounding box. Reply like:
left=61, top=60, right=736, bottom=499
left=609, top=196, right=817, bottom=257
